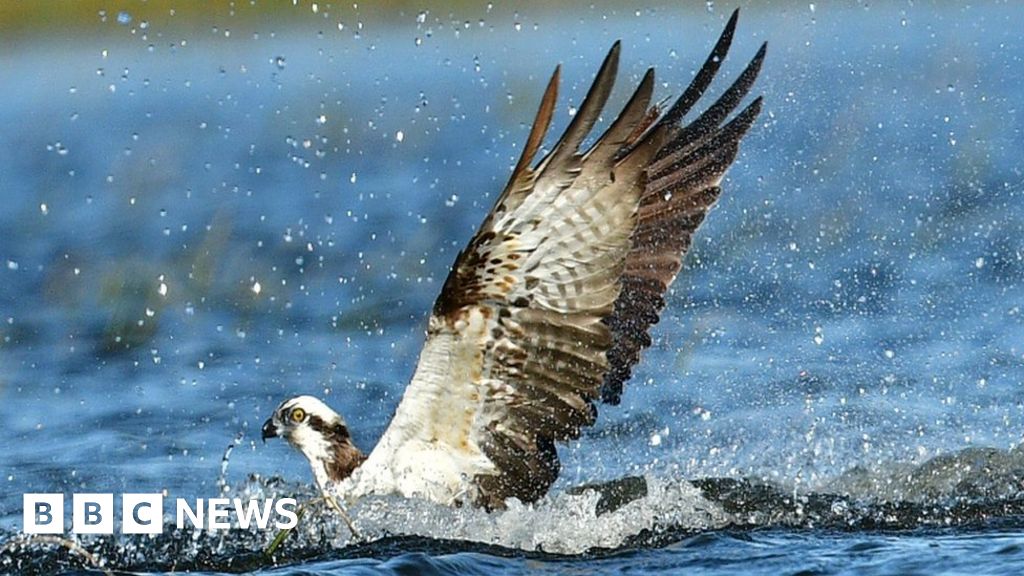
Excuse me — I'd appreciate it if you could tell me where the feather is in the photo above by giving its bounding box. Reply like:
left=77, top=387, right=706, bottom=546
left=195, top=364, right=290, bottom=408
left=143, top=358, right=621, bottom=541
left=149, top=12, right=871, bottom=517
left=341, top=9, right=766, bottom=507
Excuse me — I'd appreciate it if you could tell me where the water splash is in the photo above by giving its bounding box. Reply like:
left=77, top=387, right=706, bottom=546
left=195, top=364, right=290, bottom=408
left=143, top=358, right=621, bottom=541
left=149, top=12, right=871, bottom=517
left=5, top=443, right=1024, bottom=573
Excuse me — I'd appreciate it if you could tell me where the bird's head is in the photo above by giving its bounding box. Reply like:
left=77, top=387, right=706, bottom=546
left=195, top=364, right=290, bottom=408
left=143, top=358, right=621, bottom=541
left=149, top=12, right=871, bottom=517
left=262, top=395, right=365, bottom=490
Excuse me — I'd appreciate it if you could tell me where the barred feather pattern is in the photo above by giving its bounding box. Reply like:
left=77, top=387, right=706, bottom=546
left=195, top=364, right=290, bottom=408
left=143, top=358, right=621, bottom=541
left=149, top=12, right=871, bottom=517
left=339, top=8, right=765, bottom=509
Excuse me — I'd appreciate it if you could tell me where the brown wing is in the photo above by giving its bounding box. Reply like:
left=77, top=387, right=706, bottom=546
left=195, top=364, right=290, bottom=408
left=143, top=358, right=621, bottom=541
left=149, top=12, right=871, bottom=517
left=367, top=9, right=764, bottom=509
left=601, top=10, right=765, bottom=404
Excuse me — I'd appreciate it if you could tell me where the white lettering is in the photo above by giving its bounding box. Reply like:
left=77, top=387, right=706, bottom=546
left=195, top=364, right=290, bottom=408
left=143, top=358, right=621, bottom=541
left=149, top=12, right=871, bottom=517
left=176, top=498, right=204, bottom=530
left=207, top=498, right=231, bottom=530
left=274, top=498, right=298, bottom=530
left=122, top=494, right=163, bottom=534
left=73, top=493, right=113, bottom=534
left=233, top=499, right=274, bottom=529
left=24, top=494, right=64, bottom=534
left=24, top=493, right=300, bottom=534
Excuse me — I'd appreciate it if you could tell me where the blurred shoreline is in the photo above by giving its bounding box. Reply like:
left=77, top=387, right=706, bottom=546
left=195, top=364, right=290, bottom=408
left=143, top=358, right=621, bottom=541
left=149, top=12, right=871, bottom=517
left=1, top=1, right=705, bottom=37
left=0, top=1, right=817, bottom=43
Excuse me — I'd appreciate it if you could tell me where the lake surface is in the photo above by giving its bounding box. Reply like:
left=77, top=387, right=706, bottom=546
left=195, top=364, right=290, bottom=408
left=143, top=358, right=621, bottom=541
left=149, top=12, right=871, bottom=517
left=1, top=2, right=1023, bottom=574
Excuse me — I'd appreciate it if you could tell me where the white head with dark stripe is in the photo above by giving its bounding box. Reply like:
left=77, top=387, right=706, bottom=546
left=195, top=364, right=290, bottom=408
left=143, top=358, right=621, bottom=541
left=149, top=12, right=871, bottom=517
left=262, top=395, right=365, bottom=491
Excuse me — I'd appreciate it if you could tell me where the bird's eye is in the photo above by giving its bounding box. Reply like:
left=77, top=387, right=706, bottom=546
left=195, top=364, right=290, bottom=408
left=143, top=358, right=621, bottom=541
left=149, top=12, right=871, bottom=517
left=290, top=408, right=306, bottom=423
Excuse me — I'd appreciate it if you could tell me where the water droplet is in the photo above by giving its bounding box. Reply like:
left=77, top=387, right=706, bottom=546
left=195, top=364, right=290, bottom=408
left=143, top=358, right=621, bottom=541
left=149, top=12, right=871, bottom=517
left=395, top=130, right=404, bottom=142
left=273, top=56, right=286, bottom=70
left=117, top=11, right=132, bottom=25
left=252, top=281, right=262, bottom=295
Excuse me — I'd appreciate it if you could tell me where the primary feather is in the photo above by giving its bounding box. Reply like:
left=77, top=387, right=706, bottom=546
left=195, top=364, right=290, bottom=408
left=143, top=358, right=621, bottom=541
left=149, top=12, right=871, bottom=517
left=270, top=9, right=766, bottom=510
left=331, top=8, right=765, bottom=504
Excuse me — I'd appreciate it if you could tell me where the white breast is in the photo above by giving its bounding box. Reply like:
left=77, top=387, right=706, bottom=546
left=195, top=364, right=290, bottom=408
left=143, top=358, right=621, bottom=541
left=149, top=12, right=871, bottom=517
left=336, top=310, right=499, bottom=504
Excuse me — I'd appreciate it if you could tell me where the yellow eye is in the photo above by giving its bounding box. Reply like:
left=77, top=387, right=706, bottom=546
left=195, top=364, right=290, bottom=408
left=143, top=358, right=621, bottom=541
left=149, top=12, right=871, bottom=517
left=289, top=408, right=306, bottom=423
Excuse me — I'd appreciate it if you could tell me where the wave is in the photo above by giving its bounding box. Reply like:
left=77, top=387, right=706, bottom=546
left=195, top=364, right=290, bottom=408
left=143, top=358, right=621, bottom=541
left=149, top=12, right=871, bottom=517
left=3, top=443, right=1024, bottom=573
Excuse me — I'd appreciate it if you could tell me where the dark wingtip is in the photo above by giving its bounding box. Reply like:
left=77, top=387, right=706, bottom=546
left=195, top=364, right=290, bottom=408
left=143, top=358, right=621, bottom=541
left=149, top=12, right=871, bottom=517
left=547, top=38, right=621, bottom=160
left=741, top=42, right=769, bottom=92
left=603, top=40, right=622, bottom=80
left=598, top=40, right=621, bottom=77
left=509, top=64, right=560, bottom=178
left=755, top=41, right=768, bottom=63
left=726, top=7, right=740, bottom=31
left=721, top=95, right=764, bottom=143
left=656, top=6, right=740, bottom=130
left=752, top=94, right=764, bottom=113
left=721, top=7, right=740, bottom=50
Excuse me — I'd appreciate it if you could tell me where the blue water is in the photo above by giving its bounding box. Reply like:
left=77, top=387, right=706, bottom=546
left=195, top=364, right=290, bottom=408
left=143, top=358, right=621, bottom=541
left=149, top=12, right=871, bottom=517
left=2, top=2, right=1024, bottom=574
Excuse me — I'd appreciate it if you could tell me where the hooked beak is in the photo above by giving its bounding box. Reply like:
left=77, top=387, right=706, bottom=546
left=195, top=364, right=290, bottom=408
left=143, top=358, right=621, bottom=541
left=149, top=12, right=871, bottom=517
left=261, top=418, right=279, bottom=443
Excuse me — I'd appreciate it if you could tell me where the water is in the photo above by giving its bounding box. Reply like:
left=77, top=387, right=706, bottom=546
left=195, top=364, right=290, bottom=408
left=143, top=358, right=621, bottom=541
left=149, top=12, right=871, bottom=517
left=2, top=2, right=1024, bottom=574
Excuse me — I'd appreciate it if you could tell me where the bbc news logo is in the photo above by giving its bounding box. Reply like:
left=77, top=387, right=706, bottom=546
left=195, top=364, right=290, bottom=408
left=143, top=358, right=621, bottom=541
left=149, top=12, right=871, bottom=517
left=23, top=494, right=298, bottom=534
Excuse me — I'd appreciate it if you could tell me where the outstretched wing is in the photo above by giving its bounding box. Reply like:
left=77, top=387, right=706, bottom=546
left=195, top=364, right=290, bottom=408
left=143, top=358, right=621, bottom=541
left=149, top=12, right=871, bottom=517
left=602, top=12, right=766, bottom=404
left=349, top=9, right=764, bottom=509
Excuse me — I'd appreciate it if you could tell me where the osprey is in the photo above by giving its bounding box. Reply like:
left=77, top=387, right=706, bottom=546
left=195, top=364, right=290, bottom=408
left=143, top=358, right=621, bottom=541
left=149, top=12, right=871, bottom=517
left=263, top=9, right=765, bottom=510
